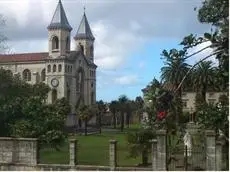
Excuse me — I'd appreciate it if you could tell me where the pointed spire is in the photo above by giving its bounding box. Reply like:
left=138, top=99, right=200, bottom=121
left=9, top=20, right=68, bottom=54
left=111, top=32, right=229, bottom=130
left=74, top=9, right=95, bottom=41
left=47, top=0, right=72, bottom=31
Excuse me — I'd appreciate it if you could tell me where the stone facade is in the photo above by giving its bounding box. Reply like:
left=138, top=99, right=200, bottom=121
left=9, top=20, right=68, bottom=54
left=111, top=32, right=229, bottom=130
left=0, top=0, right=97, bottom=116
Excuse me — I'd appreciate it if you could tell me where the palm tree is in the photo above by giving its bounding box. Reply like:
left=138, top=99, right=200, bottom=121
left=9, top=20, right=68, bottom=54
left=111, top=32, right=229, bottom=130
left=192, top=61, right=215, bottom=103
left=161, top=50, right=190, bottom=124
left=96, top=100, right=106, bottom=133
left=109, top=100, right=118, bottom=128
left=77, top=105, right=91, bottom=136
left=118, top=95, right=129, bottom=132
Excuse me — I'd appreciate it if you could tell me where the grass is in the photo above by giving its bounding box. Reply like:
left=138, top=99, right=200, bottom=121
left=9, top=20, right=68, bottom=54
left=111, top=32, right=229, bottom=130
left=39, top=124, right=144, bottom=166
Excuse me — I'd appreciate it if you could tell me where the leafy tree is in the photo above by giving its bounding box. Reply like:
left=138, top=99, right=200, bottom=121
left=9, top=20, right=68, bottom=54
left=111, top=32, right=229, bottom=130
left=135, top=96, right=144, bottom=122
left=0, top=69, right=70, bottom=149
left=127, top=129, right=155, bottom=166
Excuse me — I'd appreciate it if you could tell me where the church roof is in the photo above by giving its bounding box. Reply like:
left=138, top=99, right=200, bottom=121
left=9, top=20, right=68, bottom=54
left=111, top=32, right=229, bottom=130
left=0, top=52, right=48, bottom=62
left=47, top=0, right=72, bottom=31
left=74, top=12, right=95, bottom=40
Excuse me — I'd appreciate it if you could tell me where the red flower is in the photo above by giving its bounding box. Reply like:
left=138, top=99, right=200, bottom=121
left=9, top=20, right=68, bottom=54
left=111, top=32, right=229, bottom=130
left=157, top=111, right=166, bottom=120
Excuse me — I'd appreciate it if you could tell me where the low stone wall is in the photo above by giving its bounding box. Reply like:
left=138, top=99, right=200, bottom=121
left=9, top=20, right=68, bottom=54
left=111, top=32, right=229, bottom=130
left=0, top=163, right=152, bottom=171
left=0, top=137, right=37, bottom=165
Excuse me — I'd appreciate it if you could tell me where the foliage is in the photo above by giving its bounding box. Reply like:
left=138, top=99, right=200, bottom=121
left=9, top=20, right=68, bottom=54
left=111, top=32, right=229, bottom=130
left=196, top=101, right=229, bottom=137
left=0, top=69, right=69, bottom=149
left=118, top=95, right=129, bottom=131
left=109, top=100, right=119, bottom=128
left=127, top=129, right=156, bottom=165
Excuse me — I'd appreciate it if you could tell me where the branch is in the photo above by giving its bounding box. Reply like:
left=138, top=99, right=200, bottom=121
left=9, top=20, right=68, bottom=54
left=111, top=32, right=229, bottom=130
left=184, top=45, right=212, bottom=60
left=174, top=49, right=224, bottom=94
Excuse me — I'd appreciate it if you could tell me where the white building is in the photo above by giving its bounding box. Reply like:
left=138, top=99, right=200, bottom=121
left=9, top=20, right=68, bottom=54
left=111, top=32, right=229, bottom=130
left=0, top=0, right=97, bottom=113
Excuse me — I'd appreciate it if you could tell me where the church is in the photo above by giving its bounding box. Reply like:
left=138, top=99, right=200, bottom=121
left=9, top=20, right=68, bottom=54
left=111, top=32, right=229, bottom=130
left=0, top=0, right=97, bottom=113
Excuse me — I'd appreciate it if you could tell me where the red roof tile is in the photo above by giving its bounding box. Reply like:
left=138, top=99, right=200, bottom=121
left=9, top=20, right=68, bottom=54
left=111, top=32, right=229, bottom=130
left=0, top=52, right=48, bottom=62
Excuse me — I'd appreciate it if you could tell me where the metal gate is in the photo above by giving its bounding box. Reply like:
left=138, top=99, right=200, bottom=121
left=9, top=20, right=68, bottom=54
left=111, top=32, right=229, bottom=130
left=166, top=133, right=206, bottom=171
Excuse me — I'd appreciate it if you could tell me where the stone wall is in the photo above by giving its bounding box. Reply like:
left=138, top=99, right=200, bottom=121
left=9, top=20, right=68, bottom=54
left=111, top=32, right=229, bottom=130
left=0, top=137, right=37, bottom=165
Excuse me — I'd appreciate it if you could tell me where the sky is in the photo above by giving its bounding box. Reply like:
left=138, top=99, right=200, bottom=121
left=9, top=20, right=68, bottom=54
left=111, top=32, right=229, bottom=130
left=0, top=0, right=215, bottom=102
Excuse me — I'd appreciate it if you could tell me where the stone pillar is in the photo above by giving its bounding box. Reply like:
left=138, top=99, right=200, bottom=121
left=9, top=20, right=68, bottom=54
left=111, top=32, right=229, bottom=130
left=216, top=141, right=222, bottom=171
left=151, top=139, right=158, bottom=170
left=109, top=140, right=117, bottom=170
left=69, top=139, right=78, bottom=166
left=156, top=130, right=167, bottom=171
left=205, top=130, right=216, bottom=171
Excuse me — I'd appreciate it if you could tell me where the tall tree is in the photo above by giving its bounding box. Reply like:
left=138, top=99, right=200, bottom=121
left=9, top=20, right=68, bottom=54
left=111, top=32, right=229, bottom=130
left=118, top=95, right=129, bottom=132
left=192, top=60, right=215, bottom=103
left=161, top=49, right=190, bottom=124
left=96, top=100, right=106, bottom=133
left=109, top=100, right=118, bottom=128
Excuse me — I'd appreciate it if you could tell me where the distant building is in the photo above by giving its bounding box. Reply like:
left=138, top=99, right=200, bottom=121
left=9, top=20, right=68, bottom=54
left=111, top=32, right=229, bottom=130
left=0, top=0, right=97, bottom=114
left=141, top=86, right=227, bottom=113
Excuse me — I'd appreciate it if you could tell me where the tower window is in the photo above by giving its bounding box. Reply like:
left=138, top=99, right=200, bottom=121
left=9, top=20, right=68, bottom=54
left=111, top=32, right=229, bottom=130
left=90, top=46, right=94, bottom=57
left=66, top=37, right=70, bottom=50
left=47, top=65, right=51, bottom=73
left=80, top=45, right=84, bottom=54
left=68, top=65, right=70, bottom=73
left=23, top=69, right=31, bottom=81
left=52, top=36, right=59, bottom=50
left=41, top=69, right=46, bottom=81
left=53, top=64, right=57, bottom=72
left=58, top=64, right=62, bottom=72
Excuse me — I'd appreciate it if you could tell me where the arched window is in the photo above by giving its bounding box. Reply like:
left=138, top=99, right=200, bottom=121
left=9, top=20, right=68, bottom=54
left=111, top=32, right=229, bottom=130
left=58, top=64, right=62, bottom=72
left=52, top=89, right=57, bottom=103
left=90, top=46, right=94, bottom=57
left=52, top=36, right=59, bottom=50
left=53, top=64, right=57, bottom=72
left=91, top=92, right=94, bottom=104
left=65, top=65, right=67, bottom=72
left=41, top=69, right=46, bottom=81
left=22, top=69, right=31, bottom=81
left=67, top=65, right=70, bottom=73
left=66, top=37, right=70, bottom=50
left=47, top=65, right=51, bottom=73
left=80, top=45, right=84, bottom=54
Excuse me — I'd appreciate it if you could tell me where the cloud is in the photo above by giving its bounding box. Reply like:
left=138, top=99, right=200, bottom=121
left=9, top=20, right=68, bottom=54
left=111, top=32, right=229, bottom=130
left=138, top=61, right=145, bottom=69
left=187, top=41, right=219, bottom=66
left=114, top=75, right=139, bottom=85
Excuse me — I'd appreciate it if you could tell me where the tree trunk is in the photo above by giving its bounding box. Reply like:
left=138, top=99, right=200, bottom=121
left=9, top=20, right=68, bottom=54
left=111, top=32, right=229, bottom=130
left=99, top=113, right=102, bottom=134
left=126, top=113, right=130, bottom=128
left=121, top=111, right=124, bottom=132
left=142, top=148, right=148, bottom=166
left=113, top=112, right=116, bottom=129
left=84, top=120, right=87, bottom=136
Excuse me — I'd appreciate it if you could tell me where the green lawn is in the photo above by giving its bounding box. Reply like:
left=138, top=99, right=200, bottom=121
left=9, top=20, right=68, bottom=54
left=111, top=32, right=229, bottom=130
left=39, top=125, right=145, bottom=166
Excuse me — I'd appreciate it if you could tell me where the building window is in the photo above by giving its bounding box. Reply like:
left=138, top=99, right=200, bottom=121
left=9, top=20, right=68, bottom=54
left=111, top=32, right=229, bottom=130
left=22, top=69, right=31, bottom=81
left=65, top=65, right=67, bottom=72
left=208, top=99, right=216, bottom=104
left=80, top=45, right=84, bottom=54
left=53, top=64, right=57, bottom=72
left=79, top=60, right=82, bottom=66
left=66, top=36, right=70, bottom=50
left=41, top=69, right=46, bottom=81
left=6, top=70, right=13, bottom=77
left=67, top=66, right=70, bottom=73
left=91, top=92, right=94, bottom=104
left=52, top=36, right=59, bottom=50
left=47, top=65, right=51, bottom=73
left=209, top=93, right=214, bottom=97
left=58, top=64, right=62, bottom=72
left=90, top=46, right=94, bottom=57
left=70, top=66, right=72, bottom=73
left=91, top=82, right=94, bottom=88
left=52, top=89, right=57, bottom=103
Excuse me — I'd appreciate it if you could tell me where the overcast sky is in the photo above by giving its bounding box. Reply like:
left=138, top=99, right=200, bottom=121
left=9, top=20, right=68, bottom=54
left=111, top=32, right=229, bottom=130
left=0, top=0, right=214, bottom=102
